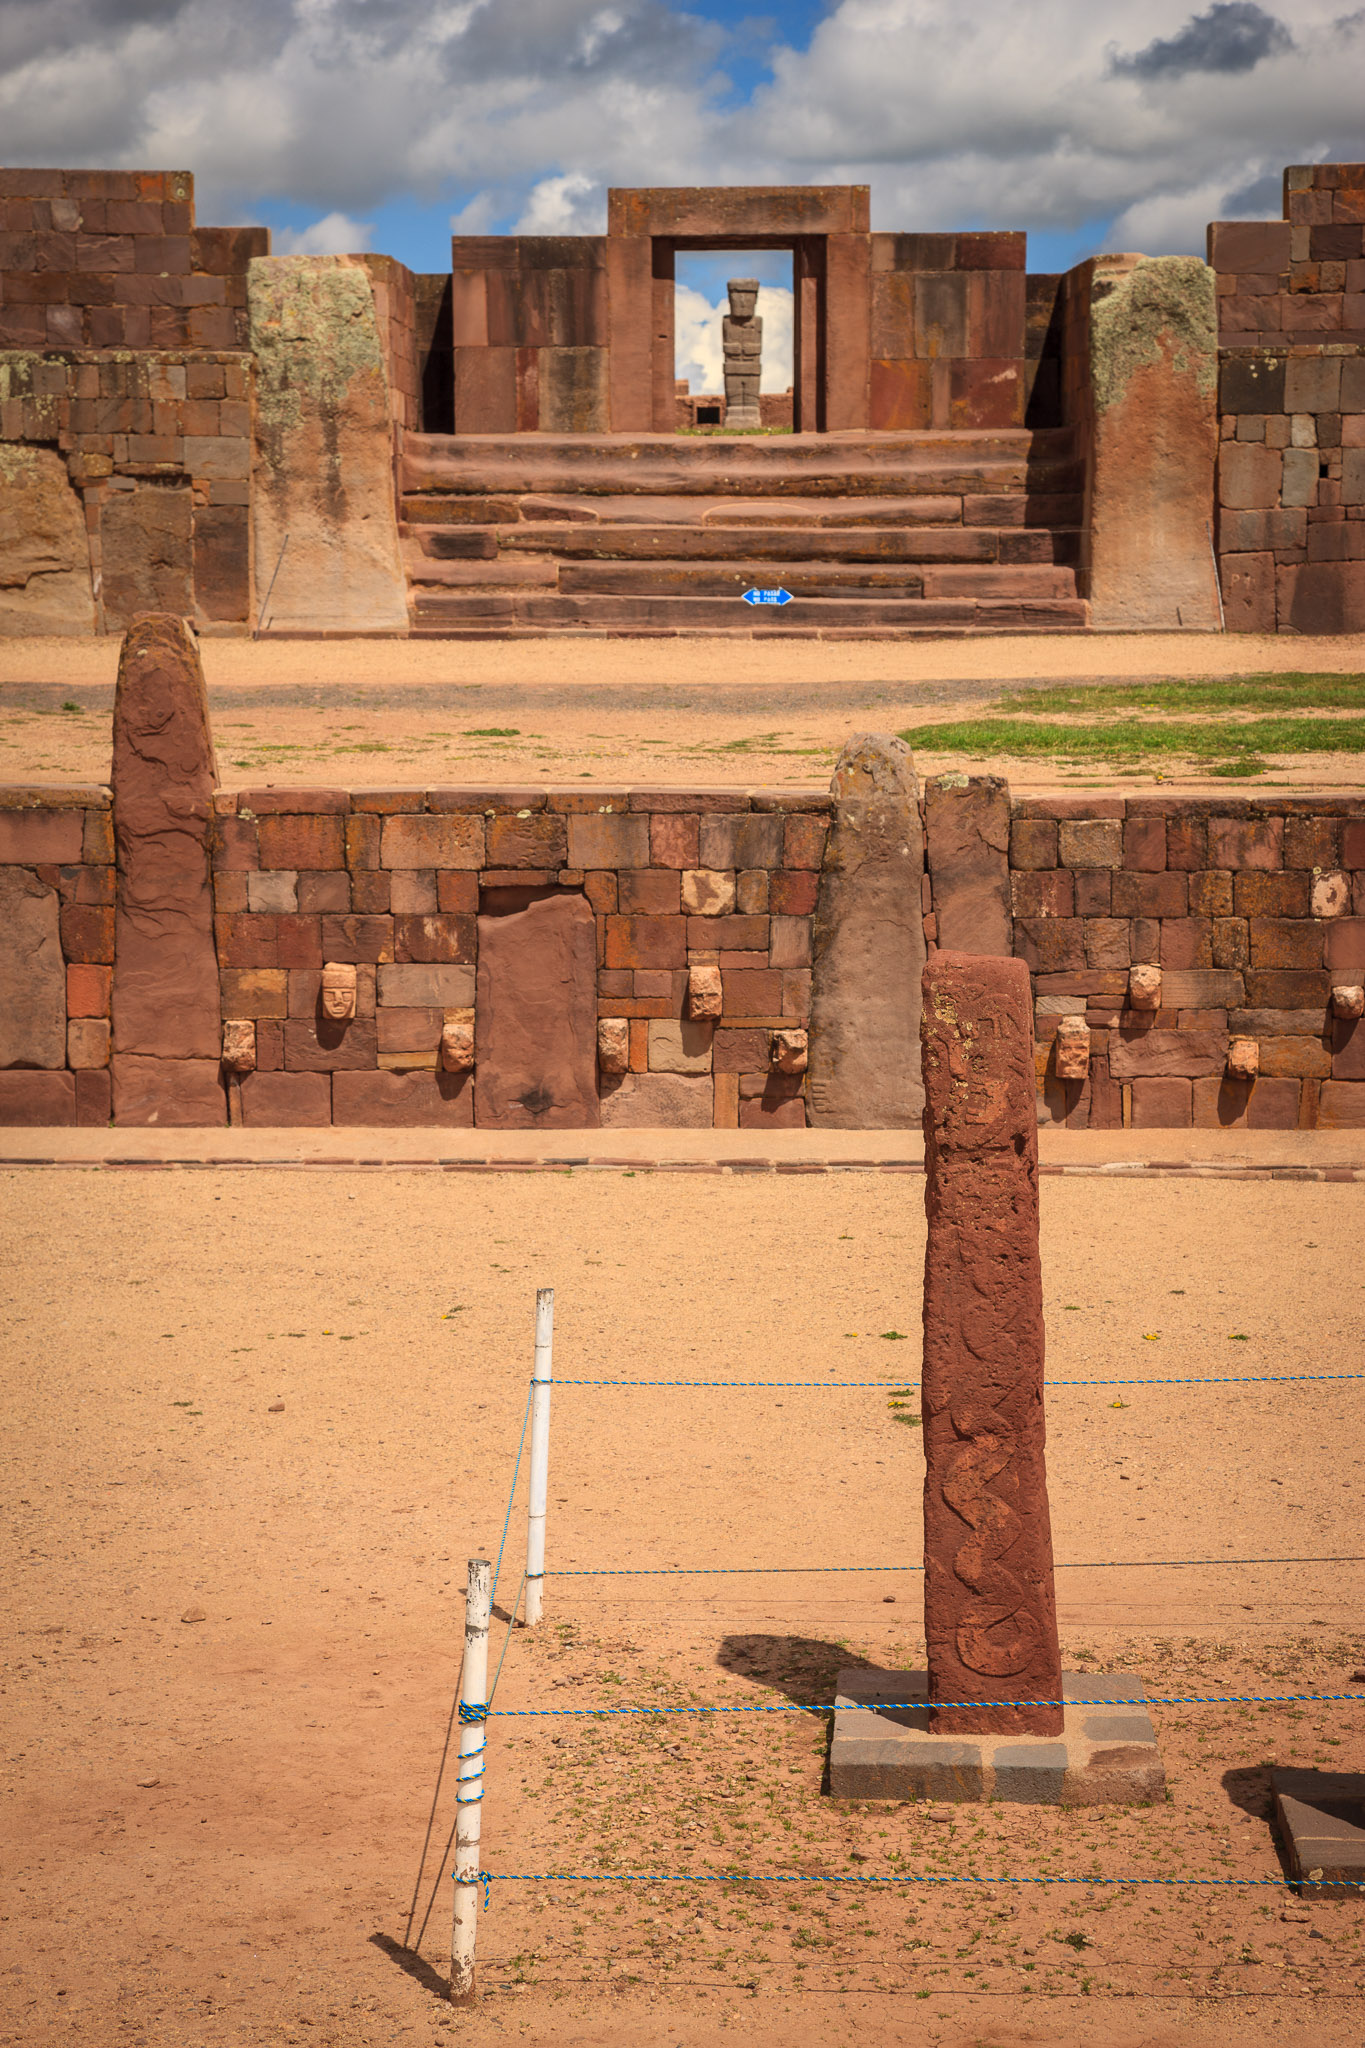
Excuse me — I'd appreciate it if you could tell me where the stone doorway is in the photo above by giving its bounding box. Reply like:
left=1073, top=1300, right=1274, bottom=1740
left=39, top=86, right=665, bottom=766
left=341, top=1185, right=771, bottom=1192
left=473, top=892, right=599, bottom=1128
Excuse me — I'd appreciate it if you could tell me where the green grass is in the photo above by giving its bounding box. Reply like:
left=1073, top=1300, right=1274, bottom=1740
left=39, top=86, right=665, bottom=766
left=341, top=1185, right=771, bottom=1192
left=993, top=672, right=1365, bottom=715
left=898, top=671, right=1365, bottom=771
left=897, top=714, right=1365, bottom=768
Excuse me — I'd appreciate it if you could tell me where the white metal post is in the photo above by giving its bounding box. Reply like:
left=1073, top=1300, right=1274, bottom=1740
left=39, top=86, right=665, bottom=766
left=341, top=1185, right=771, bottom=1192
left=450, top=1556, right=491, bottom=2004
left=524, top=1287, right=554, bottom=1626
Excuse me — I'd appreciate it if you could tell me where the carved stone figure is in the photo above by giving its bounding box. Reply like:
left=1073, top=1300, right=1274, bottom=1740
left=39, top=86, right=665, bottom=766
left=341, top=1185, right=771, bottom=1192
left=920, top=950, right=1064, bottom=1738
left=722, top=279, right=762, bottom=430
left=321, top=961, right=357, bottom=1021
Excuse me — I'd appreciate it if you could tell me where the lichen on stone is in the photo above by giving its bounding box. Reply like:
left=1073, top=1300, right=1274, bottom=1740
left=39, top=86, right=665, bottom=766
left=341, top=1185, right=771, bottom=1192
left=1091, top=256, right=1217, bottom=410
left=247, top=256, right=389, bottom=441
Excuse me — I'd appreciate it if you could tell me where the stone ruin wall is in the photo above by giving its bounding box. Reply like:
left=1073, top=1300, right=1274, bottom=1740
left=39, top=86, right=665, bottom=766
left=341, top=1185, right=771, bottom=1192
left=1, top=770, right=1361, bottom=1132
left=1211, top=163, right=1365, bottom=634
left=2, top=161, right=1364, bottom=635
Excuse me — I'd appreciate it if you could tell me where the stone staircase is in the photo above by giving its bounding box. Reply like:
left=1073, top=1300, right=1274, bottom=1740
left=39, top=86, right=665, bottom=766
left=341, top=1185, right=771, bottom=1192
left=398, top=430, right=1089, bottom=636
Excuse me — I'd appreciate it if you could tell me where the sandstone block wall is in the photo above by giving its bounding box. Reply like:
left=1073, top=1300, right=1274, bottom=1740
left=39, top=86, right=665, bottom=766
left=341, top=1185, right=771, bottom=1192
left=3, top=774, right=1360, bottom=1131
left=868, top=231, right=1028, bottom=432
left=0, top=348, right=252, bottom=632
left=449, top=237, right=609, bottom=433
left=1211, top=164, right=1365, bottom=632
left=0, top=169, right=265, bottom=352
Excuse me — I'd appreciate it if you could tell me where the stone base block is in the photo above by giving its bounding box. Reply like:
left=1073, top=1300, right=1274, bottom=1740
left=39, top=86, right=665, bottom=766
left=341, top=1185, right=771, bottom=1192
left=1273, top=1769, right=1365, bottom=1898
left=829, top=1668, right=1165, bottom=1805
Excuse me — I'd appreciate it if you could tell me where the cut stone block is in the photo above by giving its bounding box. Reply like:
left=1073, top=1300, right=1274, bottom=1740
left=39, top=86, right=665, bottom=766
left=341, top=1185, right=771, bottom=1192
left=829, top=1668, right=1165, bottom=1805
left=1272, top=1769, right=1365, bottom=1899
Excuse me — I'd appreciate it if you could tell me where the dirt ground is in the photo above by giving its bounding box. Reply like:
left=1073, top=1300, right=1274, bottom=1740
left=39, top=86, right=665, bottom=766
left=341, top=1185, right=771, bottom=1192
left=2, top=631, right=1363, bottom=790
left=3, top=1167, right=1363, bottom=2047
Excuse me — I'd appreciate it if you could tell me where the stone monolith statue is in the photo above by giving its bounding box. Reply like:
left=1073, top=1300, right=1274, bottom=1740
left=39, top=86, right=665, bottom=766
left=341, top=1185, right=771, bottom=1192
left=920, top=950, right=1063, bottom=1737
left=722, top=279, right=762, bottom=429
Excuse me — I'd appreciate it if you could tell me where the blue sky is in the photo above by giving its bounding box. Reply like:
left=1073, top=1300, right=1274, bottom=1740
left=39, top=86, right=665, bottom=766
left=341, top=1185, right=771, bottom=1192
left=2, top=0, right=1361, bottom=276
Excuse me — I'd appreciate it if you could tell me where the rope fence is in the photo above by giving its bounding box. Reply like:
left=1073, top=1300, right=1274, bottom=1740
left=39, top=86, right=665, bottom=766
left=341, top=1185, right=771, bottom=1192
left=433, top=1289, right=1363, bottom=1999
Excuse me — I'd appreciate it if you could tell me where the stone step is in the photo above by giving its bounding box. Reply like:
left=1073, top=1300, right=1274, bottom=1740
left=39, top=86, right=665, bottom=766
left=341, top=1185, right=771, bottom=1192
left=405, top=524, right=1079, bottom=568
left=401, top=490, right=1085, bottom=530
left=405, top=551, right=1077, bottom=599
left=408, top=590, right=1090, bottom=633
left=400, top=429, right=1082, bottom=500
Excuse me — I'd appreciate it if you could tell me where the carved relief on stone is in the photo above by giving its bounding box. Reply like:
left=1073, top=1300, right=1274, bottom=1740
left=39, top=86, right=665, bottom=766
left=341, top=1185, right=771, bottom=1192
left=722, top=279, right=762, bottom=430
left=1052, top=1014, right=1090, bottom=1081
left=321, top=961, right=357, bottom=1021
left=597, top=1017, right=629, bottom=1076
left=769, top=1028, right=808, bottom=1074
left=1128, top=962, right=1162, bottom=1011
left=1227, top=1035, right=1259, bottom=1078
left=920, top=951, right=1063, bottom=1738
left=441, top=1007, right=475, bottom=1073
left=687, top=964, right=722, bottom=1019
left=221, top=1018, right=256, bottom=1072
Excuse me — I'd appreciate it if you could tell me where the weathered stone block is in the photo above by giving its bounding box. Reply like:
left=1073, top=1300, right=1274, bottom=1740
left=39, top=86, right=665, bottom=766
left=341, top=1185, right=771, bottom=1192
left=681, top=869, right=735, bottom=917
left=647, top=1018, right=713, bottom=1074
left=258, top=812, right=344, bottom=870
left=440, top=1008, right=475, bottom=1073
left=598, top=1071, right=712, bottom=1127
left=1009, top=818, right=1058, bottom=870
left=597, top=1016, right=629, bottom=1075
left=1059, top=818, right=1123, bottom=869
left=687, top=963, right=722, bottom=1019
left=699, top=813, right=783, bottom=871
left=1130, top=1076, right=1192, bottom=1125
left=66, top=1016, right=110, bottom=1069
left=924, top=774, right=1012, bottom=956
left=0, top=867, right=65, bottom=1069
left=604, top=915, right=686, bottom=970
left=239, top=1071, right=332, bottom=1126
left=111, top=1053, right=226, bottom=1126
left=111, top=615, right=221, bottom=1061
left=474, top=893, right=598, bottom=1128
left=0, top=1069, right=77, bottom=1124
left=566, top=812, right=650, bottom=870
left=333, top=1069, right=473, bottom=1126
left=378, top=962, right=475, bottom=1008
left=1208, top=815, right=1283, bottom=870
left=380, top=814, right=482, bottom=870
left=1109, top=1027, right=1227, bottom=1078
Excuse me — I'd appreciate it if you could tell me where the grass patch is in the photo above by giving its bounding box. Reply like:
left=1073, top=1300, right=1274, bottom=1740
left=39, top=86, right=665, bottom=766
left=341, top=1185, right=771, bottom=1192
left=899, top=671, right=1365, bottom=770
left=897, top=715, right=1365, bottom=765
left=994, top=672, right=1365, bottom=716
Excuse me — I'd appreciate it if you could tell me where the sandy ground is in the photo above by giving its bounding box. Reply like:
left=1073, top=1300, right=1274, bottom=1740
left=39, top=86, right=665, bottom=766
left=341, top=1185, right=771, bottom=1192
left=3, top=1167, right=1364, bottom=2047
left=2, top=632, right=1363, bottom=791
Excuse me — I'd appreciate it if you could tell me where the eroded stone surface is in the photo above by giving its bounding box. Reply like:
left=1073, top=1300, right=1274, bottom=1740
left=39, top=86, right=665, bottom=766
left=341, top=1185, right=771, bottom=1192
left=1129, top=962, right=1162, bottom=1010
left=924, top=775, right=1012, bottom=957
left=474, top=893, right=599, bottom=1128
left=808, top=733, right=926, bottom=1128
left=921, top=949, right=1062, bottom=1738
left=599, top=1072, right=711, bottom=1127
left=221, top=1018, right=256, bottom=1072
left=687, top=964, right=722, bottom=1019
left=597, top=1016, right=629, bottom=1075
left=1053, top=1014, right=1090, bottom=1081
left=0, top=445, right=95, bottom=636
left=111, top=616, right=224, bottom=1094
left=0, top=867, right=65, bottom=1069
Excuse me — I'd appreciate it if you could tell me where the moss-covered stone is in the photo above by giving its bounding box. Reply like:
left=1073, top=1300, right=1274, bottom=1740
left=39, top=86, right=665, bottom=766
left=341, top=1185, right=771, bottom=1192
left=1092, top=256, right=1217, bottom=412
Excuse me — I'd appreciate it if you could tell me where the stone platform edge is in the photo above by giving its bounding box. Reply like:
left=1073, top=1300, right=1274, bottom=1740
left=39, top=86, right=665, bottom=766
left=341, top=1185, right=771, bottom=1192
left=0, top=1152, right=1361, bottom=1178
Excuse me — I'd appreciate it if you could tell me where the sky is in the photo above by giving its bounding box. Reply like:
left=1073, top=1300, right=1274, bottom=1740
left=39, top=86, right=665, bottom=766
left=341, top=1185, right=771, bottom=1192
left=3, top=0, right=1362, bottom=369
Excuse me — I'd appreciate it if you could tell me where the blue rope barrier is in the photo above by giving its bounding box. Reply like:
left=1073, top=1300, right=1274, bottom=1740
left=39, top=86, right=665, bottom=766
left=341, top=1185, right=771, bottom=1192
left=481, top=1689, right=1365, bottom=1719
left=554, top=1373, right=1365, bottom=1388
left=546, top=1553, right=1364, bottom=1577
left=469, top=1870, right=1363, bottom=1905
left=455, top=1701, right=487, bottom=1806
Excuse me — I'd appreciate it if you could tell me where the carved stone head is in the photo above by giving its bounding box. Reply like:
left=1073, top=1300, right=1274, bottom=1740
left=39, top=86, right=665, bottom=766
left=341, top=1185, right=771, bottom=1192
left=320, top=961, right=357, bottom=1022
left=727, top=279, right=759, bottom=320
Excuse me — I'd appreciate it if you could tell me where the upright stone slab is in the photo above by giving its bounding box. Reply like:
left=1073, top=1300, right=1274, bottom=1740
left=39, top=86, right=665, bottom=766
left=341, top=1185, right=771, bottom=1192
left=474, top=894, right=600, bottom=1128
left=249, top=255, right=409, bottom=633
left=0, top=867, right=66, bottom=1069
left=110, top=614, right=226, bottom=1125
left=923, top=774, right=1012, bottom=957
left=920, top=950, right=1062, bottom=1737
left=1081, top=254, right=1220, bottom=630
left=807, top=734, right=926, bottom=1128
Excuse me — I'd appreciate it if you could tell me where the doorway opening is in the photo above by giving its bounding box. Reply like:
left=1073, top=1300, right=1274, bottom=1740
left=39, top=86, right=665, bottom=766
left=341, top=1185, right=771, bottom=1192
left=673, top=249, right=795, bottom=434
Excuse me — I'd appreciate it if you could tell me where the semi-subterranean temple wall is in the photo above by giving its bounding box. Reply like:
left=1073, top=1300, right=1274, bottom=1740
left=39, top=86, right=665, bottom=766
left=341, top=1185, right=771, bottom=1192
left=2, top=165, right=1362, bottom=636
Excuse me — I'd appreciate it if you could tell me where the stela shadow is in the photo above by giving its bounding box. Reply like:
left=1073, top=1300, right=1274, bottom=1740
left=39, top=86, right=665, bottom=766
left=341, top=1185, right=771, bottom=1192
left=369, top=1930, right=450, bottom=2003
left=1223, top=1763, right=1296, bottom=1882
left=716, top=1632, right=878, bottom=1708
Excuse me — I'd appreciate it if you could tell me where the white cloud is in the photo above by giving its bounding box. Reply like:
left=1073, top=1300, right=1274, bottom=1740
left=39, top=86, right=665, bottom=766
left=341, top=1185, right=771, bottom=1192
left=272, top=210, right=373, bottom=255
left=675, top=283, right=794, bottom=394
left=0, top=0, right=1361, bottom=262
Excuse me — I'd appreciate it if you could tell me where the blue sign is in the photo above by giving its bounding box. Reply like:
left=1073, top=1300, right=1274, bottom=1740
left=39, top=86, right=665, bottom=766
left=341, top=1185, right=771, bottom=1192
left=742, top=587, right=793, bottom=607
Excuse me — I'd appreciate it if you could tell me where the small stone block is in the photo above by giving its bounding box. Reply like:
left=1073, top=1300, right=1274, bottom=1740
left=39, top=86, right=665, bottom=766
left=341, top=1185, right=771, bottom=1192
left=829, top=1669, right=1165, bottom=1806
left=769, top=1027, right=808, bottom=1074
left=681, top=869, right=735, bottom=917
left=440, top=1008, right=475, bottom=1073
left=597, top=1016, right=629, bottom=1076
left=221, top=1018, right=256, bottom=1073
left=687, top=963, right=722, bottom=1020
left=1129, top=963, right=1163, bottom=1010
left=1272, top=1769, right=1365, bottom=1899
left=1331, top=984, right=1365, bottom=1019
left=1053, top=1014, right=1090, bottom=1080
left=1227, top=1035, right=1260, bottom=1078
